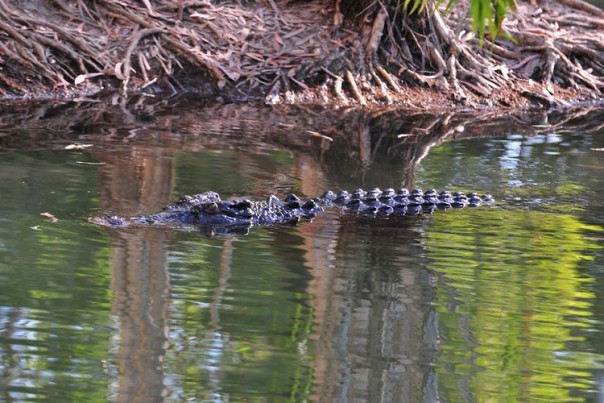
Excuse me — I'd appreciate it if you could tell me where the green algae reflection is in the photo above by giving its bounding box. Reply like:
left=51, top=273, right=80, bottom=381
left=427, top=208, right=602, bottom=402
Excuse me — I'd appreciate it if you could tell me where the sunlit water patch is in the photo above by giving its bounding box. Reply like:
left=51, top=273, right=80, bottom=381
left=427, top=208, right=603, bottom=402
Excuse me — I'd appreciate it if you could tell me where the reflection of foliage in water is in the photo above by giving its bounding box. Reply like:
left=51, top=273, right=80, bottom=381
left=0, top=152, right=114, bottom=401
left=163, top=229, right=314, bottom=401
left=417, top=132, right=603, bottom=216
left=427, top=209, right=602, bottom=401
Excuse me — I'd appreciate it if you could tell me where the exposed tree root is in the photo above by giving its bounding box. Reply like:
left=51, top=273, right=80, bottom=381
left=332, top=0, right=604, bottom=107
left=0, top=0, right=601, bottom=108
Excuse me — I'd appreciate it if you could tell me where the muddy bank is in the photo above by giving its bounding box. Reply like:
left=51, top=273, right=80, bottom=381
left=0, top=0, right=602, bottom=109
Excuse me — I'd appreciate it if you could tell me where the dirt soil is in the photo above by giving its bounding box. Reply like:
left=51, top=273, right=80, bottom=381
left=0, top=0, right=602, bottom=110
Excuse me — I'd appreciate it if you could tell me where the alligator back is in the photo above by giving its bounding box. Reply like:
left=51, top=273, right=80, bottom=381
left=89, top=188, right=494, bottom=231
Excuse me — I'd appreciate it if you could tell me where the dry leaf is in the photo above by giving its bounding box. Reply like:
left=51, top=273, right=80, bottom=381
left=239, top=28, right=250, bottom=39
left=190, top=12, right=214, bottom=20
left=74, top=72, right=104, bottom=86
left=114, top=62, right=125, bottom=80
left=306, top=130, right=333, bottom=141
left=274, top=33, right=283, bottom=46
left=74, top=75, right=87, bottom=85
left=40, top=212, right=58, bottom=223
left=65, top=143, right=93, bottom=150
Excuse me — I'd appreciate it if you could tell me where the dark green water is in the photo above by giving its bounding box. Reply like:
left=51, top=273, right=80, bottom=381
left=0, top=99, right=603, bottom=402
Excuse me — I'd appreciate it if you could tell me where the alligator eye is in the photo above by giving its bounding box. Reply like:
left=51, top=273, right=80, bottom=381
left=203, top=202, right=220, bottom=214
left=198, top=191, right=221, bottom=203
left=180, top=195, right=194, bottom=204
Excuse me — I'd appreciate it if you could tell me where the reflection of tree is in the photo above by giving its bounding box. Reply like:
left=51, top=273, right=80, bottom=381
left=88, top=131, right=444, bottom=400
left=304, top=107, right=604, bottom=189
left=1, top=95, right=603, bottom=190
left=305, top=215, right=439, bottom=401
left=417, top=127, right=604, bottom=210
left=94, top=146, right=176, bottom=402
left=427, top=209, right=602, bottom=401
left=94, top=147, right=176, bottom=214
left=109, top=230, right=170, bottom=403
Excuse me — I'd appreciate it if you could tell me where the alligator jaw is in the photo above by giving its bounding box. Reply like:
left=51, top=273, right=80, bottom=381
left=88, top=215, right=130, bottom=228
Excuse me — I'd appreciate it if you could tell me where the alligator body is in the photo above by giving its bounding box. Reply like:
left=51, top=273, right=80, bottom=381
left=90, top=188, right=494, bottom=232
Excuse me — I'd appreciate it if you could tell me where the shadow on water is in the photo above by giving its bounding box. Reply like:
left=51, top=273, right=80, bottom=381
left=0, top=96, right=603, bottom=401
left=1, top=94, right=604, bottom=193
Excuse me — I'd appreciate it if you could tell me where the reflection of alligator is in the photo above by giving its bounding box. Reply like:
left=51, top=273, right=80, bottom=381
left=90, top=188, right=494, bottom=232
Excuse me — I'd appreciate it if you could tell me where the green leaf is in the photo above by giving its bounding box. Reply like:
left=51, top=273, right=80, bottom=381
left=410, top=0, right=429, bottom=15
left=403, top=0, right=413, bottom=12
left=439, top=0, right=516, bottom=42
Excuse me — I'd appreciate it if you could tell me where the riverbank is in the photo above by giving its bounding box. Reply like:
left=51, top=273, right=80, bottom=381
left=0, top=0, right=602, bottom=109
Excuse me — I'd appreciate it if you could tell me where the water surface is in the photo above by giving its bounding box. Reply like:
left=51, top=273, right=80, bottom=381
left=0, top=99, right=603, bottom=402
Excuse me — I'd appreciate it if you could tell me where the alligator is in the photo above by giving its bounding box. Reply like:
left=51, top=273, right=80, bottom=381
left=90, top=188, right=494, bottom=233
